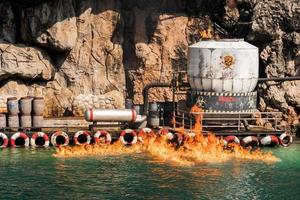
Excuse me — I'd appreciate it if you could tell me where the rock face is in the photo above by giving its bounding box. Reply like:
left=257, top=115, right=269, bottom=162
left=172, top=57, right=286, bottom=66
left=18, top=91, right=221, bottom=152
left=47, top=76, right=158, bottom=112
left=0, top=43, right=54, bottom=81
left=0, top=2, right=16, bottom=43
left=249, top=0, right=300, bottom=127
left=0, top=0, right=298, bottom=129
left=21, top=0, right=77, bottom=51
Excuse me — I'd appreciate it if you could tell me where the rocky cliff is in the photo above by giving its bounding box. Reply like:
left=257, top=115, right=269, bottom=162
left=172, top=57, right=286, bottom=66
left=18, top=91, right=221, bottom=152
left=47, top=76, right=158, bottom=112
left=0, top=0, right=299, bottom=129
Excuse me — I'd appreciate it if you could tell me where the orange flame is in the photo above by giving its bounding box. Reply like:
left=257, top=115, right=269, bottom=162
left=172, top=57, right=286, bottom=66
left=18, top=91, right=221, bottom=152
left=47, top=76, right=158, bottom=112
left=53, top=105, right=279, bottom=166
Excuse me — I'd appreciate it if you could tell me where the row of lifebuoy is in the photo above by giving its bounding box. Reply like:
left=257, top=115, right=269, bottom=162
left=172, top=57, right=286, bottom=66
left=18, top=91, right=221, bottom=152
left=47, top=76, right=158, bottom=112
left=0, top=128, right=157, bottom=148
left=1, top=132, right=48, bottom=148
left=0, top=129, right=293, bottom=148
left=0, top=130, right=109, bottom=148
left=223, top=133, right=293, bottom=148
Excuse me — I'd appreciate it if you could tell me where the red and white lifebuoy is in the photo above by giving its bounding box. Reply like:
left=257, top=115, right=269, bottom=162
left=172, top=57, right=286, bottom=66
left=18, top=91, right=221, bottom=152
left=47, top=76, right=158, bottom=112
left=157, top=128, right=174, bottom=141
left=279, top=132, right=293, bottom=147
left=51, top=131, right=69, bottom=147
left=187, top=132, right=196, bottom=138
left=223, top=135, right=240, bottom=147
left=94, top=130, right=112, bottom=144
left=260, top=135, right=279, bottom=146
left=241, top=136, right=259, bottom=147
left=158, top=128, right=170, bottom=136
left=0, top=132, right=9, bottom=148
left=174, top=133, right=183, bottom=146
left=30, top=132, right=50, bottom=147
left=10, top=132, right=30, bottom=147
left=137, top=128, right=155, bottom=143
left=74, top=131, right=91, bottom=145
left=119, top=129, right=137, bottom=145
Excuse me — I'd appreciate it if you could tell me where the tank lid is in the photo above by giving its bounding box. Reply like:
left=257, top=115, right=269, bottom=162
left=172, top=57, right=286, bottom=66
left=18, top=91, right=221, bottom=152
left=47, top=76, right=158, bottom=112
left=7, top=97, right=17, bottom=100
left=189, top=39, right=258, bottom=49
left=34, top=97, right=44, bottom=100
left=20, top=96, right=33, bottom=100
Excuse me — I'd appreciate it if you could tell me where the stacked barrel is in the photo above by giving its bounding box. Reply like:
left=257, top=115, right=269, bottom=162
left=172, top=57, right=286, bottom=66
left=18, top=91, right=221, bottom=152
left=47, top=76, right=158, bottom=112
left=7, top=97, right=19, bottom=130
left=0, top=96, right=45, bottom=130
left=32, top=97, right=44, bottom=128
left=20, top=97, right=33, bottom=128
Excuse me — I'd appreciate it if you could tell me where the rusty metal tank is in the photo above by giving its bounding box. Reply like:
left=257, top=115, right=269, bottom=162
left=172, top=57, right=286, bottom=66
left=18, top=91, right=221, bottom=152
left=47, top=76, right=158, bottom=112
left=20, top=115, right=32, bottom=128
left=32, top=115, right=44, bottom=128
left=188, top=39, right=259, bottom=93
left=20, top=96, right=33, bottom=116
left=7, top=97, right=19, bottom=116
left=33, top=97, right=45, bottom=116
left=0, top=114, right=6, bottom=128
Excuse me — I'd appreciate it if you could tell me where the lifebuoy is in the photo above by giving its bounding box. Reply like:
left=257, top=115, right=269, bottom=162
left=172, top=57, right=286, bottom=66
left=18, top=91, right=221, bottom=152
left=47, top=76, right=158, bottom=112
left=279, top=133, right=293, bottom=147
left=94, top=130, right=112, bottom=144
left=137, top=128, right=155, bottom=143
left=0, top=132, right=9, bottom=148
left=260, top=135, right=279, bottom=146
left=51, top=131, right=69, bottom=147
left=74, top=131, right=91, bottom=145
left=158, top=128, right=170, bottom=136
left=174, top=133, right=183, bottom=146
left=119, top=129, right=137, bottom=145
left=187, top=132, right=196, bottom=138
left=157, top=128, right=174, bottom=141
left=10, top=132, right=30, bottom=147
left=241, top=136, right=259, bottom=147
left=30, top=132, right=50, bottom=147
left=223, top=135, right=240, bottom=147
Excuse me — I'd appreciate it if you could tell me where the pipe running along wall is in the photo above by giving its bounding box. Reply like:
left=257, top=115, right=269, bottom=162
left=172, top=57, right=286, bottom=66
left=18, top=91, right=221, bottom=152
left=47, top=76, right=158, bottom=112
left=142, top=82, right=171, bottom=116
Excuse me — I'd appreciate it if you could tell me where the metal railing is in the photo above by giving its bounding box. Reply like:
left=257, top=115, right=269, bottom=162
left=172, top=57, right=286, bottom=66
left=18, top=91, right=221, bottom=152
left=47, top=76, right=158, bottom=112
left=173, top=110, right=283, bottom=132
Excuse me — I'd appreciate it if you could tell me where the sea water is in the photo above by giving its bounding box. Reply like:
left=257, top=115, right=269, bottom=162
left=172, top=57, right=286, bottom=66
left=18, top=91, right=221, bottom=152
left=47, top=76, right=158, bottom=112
left=0, top=145, right=299, bottom=200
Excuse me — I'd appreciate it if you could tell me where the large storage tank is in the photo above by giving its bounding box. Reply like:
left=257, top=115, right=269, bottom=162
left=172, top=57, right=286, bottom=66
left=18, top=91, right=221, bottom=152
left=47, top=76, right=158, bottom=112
left=188, top=39, right=259, bottom=93
left=187, top=39, right=258, bottom=113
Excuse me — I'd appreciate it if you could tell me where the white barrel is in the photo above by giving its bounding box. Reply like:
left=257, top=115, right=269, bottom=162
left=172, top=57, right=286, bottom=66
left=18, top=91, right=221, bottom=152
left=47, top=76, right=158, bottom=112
left=32, top=115, right=44, bottom=127
left=188, top=39, right=259, bottom=93
left=0, top=114, right=6, bottom=128
left=85, top=108, right=137, bottom=122
left=7, top=97, right=19, bottom=116
left=20, top=96, right=33, bottom=115
left=20, top=115, right=32, bottom=128
left=8, top=115, right=19, bottom=129
left=33, top=97, right=45, bottom=116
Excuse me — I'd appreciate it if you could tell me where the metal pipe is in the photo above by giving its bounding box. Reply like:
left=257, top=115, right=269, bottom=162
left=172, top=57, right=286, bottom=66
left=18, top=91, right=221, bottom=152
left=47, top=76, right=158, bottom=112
left=134, top=115, right=147, bottom=123
left=142, top=82, right=171, bottom=115
left=85, top=108, right=137, bottom=122
left=258, top=76, right=300, bottom=82
left=242, top=119, right=250, bottom=131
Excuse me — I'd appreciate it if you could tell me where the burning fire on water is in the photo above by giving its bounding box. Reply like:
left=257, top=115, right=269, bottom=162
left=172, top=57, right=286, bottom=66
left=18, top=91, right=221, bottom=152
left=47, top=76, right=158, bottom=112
left=53, top=105, right=279, bottom=166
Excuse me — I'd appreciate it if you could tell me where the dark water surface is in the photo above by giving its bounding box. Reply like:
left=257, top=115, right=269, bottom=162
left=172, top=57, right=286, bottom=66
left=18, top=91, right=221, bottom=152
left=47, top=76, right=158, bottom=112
left=0, top=144, right=300, bottom=200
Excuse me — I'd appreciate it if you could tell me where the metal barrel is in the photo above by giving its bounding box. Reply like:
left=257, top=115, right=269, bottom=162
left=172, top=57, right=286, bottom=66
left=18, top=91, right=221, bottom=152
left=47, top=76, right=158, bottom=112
left=20, top=96, right=33, bottom=115
left=32, top=115, right=44, bottom=128
left=0, top=114, right=6, bottom=128
left=148, top=102, right=159, bottom=127
left=149, top=102, right=158, bottom=112
left=8, top=115, right=19, bottom=129
left=33, top=97, right=45, bottom=116
left=125, top=99, right=133, bottom=109
left=7, top=97, right=19, bottom=116
left=85, top=108, right=137, bottom=122
left=20, top=115, right=32, bottom=128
